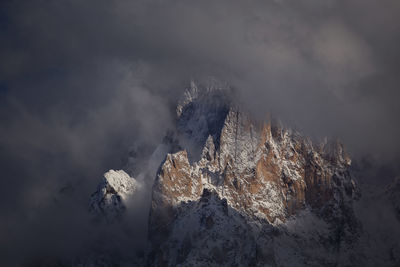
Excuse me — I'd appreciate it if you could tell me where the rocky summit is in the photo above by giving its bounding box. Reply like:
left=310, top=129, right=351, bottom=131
left=90, top=80, right=399, bottom=267
left=90, top=169, right=138, bottom=221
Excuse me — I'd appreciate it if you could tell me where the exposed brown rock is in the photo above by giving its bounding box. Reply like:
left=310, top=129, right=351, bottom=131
left=148, top=106, right=360, bottom=265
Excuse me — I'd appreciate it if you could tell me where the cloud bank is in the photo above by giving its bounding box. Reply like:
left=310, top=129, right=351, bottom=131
left=0, top=0, right=399, bottom=264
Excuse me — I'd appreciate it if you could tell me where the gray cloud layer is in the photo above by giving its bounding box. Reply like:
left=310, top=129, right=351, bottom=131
left=0, top=0, right=399, bottom=264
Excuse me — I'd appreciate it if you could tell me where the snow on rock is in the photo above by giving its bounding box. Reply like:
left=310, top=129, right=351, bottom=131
left=89, top=169, right=139, bottom=221
left=148, top=188, right=257, bottom=267
left=145, top=83, right=359, bottom=266
left=147, top=81, right=361, bottom=266
left=82, top=79, right=387, bottom=266
left=153, top=103, right=358, bottom=225
left=81, top=80, right=398, bottom=266
left=176, top=80, right=230, bottom=158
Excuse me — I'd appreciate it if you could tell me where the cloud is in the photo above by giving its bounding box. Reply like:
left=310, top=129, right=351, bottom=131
left=0, top=0, right=399, bottom=264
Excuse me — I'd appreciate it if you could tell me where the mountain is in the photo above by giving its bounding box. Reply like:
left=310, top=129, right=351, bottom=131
left=90, top=169, right=139, bottom=222
left=90, top=80, right=400, bottom=266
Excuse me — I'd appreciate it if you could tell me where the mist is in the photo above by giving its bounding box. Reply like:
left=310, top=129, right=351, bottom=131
left=0, top=0, right=399, bottom=265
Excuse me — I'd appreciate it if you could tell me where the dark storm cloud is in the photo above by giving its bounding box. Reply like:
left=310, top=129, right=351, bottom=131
left=0, top=0, right=399, bottom=264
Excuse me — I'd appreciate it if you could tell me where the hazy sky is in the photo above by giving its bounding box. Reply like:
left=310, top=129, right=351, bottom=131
left=0, top=0, right=399, bottom=264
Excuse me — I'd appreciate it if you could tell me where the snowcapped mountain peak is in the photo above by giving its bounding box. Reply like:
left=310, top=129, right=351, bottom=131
left=143, top=82, right=363, bottom=265
left=87, top=81, right=399, bottom=266
left=89, top=169, right=139, bottom=221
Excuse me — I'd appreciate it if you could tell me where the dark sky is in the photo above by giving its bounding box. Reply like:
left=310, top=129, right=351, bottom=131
left=0, top=0, right=399, bottom=265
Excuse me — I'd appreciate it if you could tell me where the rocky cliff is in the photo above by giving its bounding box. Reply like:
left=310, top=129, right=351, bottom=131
left=146, top=81, right=361, bottom=266
left=89, top=80, right=399, bottom=266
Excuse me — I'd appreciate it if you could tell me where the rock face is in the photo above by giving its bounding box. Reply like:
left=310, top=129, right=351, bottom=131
left=90, top=169, right=138, bottom=221
left=87, top=81, right=400, bottom=266
left=147, top=81, right=361, bottom=266
left=149, top=188, right=258, bottom=267
left=87, top=80, right=400, bottom=266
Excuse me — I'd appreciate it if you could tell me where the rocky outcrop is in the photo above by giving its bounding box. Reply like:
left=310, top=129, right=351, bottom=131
left=79, top=80, right=400, bottom=266
left=148, top=81, right=360, bottom=266
left=89, top=169, right=139, bottom=221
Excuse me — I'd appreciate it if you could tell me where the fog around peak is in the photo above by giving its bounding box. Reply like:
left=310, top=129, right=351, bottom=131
left=0, top=0, right=400, bottom=264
